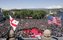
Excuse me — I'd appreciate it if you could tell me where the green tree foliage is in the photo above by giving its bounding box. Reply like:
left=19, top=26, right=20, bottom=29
left=3, top=10, right=9, bottom=19
left=3, top=9, right=48, bottom=19
left=32, top=10, right=47, bottom=19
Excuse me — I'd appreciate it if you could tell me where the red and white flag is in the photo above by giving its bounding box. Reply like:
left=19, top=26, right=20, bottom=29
left=9, top=15, right=19, bottom=31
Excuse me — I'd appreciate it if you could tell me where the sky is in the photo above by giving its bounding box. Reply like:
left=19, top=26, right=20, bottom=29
left=0, top=0, right=63, bottom=9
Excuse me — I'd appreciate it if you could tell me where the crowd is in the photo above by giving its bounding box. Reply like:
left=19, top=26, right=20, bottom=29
left=0, top=19, right=63, bottom=39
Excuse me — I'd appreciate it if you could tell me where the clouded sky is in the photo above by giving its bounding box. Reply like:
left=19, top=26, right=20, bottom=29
left=0, top=0, right=63, bottom=9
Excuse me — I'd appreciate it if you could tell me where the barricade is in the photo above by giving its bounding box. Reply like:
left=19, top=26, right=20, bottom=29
left=23, top=38, right=38, bottom=40
left=16, top=38, right=38, bottom=40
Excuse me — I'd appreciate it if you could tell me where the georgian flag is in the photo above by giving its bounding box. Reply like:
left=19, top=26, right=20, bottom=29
left=9, top=15, right=19, bottom=31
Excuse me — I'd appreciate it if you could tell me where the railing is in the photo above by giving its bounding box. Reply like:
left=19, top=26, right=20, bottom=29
left=0, top=37, right=63, bottom=40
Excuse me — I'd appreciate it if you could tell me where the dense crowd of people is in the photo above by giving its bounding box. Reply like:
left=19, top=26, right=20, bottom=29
left=0, top=19, right=63, bottom=39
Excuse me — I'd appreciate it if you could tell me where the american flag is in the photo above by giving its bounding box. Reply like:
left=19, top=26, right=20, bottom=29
left=47, top=16, right=61, bottom=26
left=47, top=16, right=53, bottom=25
left=53, top=17, right=61, bottom=26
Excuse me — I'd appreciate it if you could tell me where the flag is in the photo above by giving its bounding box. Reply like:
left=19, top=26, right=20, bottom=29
left=47, top=16, right=61, bottom=26
left=56, top=17, right=61, bottom=26
left=48, top=20, right=52, bottom=24
left=52, top=17, right=61, bottom=26
left=9, top=15, right=19, bottom=31
left=47, top=16, right=53, bottom=24
left=52, top=17, right=57, bottom=24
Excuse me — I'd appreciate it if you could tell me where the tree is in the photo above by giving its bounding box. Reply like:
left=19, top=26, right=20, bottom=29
left=3, top=9, right=48, bottom=19
left=3, top=10, right=9, bottom=19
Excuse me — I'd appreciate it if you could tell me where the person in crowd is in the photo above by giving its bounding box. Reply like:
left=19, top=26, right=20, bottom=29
left=41, top=29, right=58, bottom=40
left=8, top=29, right=16, bottom=40
left=41, top=29, right=52, bottom=40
